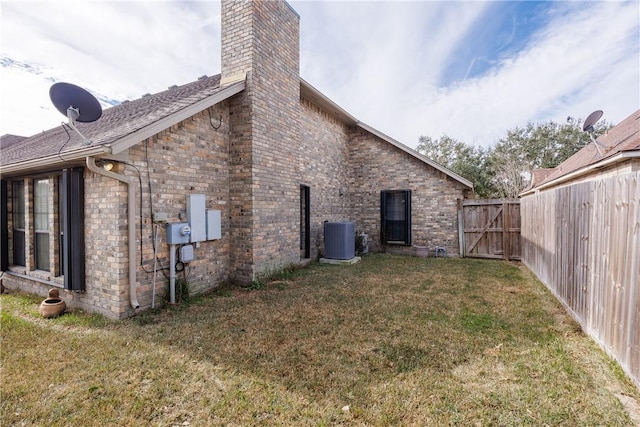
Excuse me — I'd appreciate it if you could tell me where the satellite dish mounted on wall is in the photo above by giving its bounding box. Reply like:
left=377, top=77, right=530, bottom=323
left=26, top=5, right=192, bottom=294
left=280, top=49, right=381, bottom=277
left=582, top=109, right=604, bottom=157
left=49, top=82, right=102, bottom=145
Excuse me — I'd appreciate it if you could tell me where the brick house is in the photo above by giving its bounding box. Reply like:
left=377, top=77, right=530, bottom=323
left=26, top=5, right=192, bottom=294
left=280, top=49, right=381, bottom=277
left=0, top=0, right=472, bottom=319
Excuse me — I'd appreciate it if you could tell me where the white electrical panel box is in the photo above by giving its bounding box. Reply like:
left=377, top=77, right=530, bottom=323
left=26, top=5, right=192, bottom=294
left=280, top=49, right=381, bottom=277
left=187, top=194, right=206, bottom=242
left=166, top=223, right=191, bottom=244
left=206, top=210, right=222, bottom=240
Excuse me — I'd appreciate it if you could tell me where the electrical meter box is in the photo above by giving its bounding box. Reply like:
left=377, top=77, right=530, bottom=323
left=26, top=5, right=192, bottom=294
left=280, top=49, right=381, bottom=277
left=187, top=194, right=206, bottom=242
left=166, top=222, right=191, bottom=244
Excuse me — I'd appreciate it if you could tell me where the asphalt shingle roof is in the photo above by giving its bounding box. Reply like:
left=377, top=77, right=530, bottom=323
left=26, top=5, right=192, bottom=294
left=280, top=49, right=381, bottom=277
left=0, top=75, right=222, bottom=168
left=534, top=109, right=640, bottom=188
left=0, top=134, right=27, bottom=151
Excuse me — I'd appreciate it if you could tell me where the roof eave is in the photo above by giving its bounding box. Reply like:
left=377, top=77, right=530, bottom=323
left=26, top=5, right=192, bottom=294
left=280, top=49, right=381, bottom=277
left=0, top=80, right=245, bottom=176
left=299, top=79, right=473, bottom=190
left=109, top=80, right=245, bottom=155
left=299, top=78, right=358, bottom=125
left=0, top=145, right=112, bottom=175
left=357, top=122, right=474, bottom=189
left=520, top=150, right=640, bottom=196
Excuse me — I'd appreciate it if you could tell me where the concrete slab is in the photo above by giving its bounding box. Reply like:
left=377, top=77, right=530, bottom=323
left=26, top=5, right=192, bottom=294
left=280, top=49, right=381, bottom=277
left=319, top=257, right=361, bottom=265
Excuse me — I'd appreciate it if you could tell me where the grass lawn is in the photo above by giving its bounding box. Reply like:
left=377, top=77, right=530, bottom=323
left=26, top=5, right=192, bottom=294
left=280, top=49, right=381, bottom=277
left=2, top=254, right=639, bottom=426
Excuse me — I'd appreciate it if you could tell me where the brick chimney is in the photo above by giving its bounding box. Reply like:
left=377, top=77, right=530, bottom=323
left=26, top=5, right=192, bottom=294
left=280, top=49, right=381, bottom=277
left=221, top=0, right=302, bottom=282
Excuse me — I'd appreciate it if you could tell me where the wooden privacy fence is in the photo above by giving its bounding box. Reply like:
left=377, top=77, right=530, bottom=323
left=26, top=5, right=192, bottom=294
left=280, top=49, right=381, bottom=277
left=457, top=198, right=521, bottom=260
left=520, top=172, right=640, bottom=390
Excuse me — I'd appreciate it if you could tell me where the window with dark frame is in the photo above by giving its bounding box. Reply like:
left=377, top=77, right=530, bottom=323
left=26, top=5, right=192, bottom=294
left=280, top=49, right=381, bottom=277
left=2, top=169, right=85, bottom=291
left=380, top=190, right=412, bottom=245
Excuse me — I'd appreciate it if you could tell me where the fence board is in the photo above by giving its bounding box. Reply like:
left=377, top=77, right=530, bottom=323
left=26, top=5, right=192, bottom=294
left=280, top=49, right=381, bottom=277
left=521, top=171, right=640, bottom=390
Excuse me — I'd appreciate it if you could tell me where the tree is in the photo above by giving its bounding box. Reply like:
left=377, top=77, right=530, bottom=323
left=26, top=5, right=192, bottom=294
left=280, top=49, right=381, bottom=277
left=488, top=118, right=611, bottom=197
left=416, top=135, right=495, bottom=197
left=417, top=117, right=611, bottom=199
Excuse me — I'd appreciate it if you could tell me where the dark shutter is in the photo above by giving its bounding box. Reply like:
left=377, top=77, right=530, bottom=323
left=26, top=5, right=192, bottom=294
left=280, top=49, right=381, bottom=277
left=0, top=180, right=8, bottom=271
left=62, top=168, right=85, bottom=291
left=300, top=185, right=310, bottom=259
left=380, top=190, right=411, bottom=245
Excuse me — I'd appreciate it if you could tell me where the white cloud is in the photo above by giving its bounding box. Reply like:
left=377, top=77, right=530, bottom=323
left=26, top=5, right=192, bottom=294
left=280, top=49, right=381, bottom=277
left=1, top=0, right=638, bottom=149
left=295, top=1, right=493, bottom=142
left=1, top=1, right=221, bottom=136
left=297, top=1, right=639, bottom=148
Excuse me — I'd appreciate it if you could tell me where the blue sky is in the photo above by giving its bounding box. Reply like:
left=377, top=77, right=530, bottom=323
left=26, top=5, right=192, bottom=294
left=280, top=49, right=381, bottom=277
left=1, top=0, right=638, bottom=149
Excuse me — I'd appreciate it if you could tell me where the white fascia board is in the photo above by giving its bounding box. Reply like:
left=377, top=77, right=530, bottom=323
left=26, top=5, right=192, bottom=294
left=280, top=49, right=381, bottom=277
left=520, top=150, right=640, bottom=196
left=110, top=80, right=245, bottom=155
left=356, top=121, right=474, bottom=189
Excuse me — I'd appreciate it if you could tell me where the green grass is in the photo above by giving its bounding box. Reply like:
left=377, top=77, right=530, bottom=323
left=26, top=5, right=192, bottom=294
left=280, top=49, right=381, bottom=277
left=1, top=254, right=638, bottom=426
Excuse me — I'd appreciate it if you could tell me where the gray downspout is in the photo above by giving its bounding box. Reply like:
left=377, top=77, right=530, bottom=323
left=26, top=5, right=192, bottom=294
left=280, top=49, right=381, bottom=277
left=86, top=157, right=140, bottom=309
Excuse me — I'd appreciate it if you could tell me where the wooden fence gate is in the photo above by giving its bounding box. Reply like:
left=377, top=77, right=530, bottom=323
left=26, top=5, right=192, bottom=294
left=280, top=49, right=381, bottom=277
left=457, top=198, right=521, bottom=260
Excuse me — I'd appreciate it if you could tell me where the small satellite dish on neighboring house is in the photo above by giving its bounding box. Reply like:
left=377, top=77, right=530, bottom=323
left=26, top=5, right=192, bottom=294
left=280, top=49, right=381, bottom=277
left=582, top=110, right=604, bottom=157
left=583, top=110, right=603, bottom=133
left=49, top=82, right=102, bottom=145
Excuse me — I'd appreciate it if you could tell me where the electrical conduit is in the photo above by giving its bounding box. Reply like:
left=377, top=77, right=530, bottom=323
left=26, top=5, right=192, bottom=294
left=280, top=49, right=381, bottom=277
left=86, top=157, right=140, bottom=309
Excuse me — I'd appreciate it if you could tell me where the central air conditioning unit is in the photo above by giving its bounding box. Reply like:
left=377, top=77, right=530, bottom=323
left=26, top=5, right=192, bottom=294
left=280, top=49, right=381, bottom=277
left=324, top=221, right=355, bottom=260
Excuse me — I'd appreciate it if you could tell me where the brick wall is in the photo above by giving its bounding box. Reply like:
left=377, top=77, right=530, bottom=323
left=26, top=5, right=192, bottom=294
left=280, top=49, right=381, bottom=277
left=299, top=98, right=353, bottom=257
left=223, top=0, right=301, bottom=282
left=83, top=104, right=231, bottom=319
left=84, top=170, right=130, bottom=318
left=131, top=105, right=231, bottom=313
left=349, top=129, right=468, bottom=256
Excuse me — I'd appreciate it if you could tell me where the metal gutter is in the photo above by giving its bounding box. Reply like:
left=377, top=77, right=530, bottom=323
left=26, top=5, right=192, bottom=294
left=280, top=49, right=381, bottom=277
left=0, top=145, right=111, bottom=175
left=86, top=156, right=140, bottom=309
left=520, top=150, right=640, bottom=196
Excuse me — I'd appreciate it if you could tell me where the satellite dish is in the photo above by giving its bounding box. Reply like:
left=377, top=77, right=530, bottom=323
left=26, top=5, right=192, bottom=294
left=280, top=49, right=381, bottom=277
left=49, top=82, right=102, bottom=145
left=582, top=110, right=605, bottom=157
left=582, top=110, right=603, bottom=133
left=50, top=82, right=102, bottom=123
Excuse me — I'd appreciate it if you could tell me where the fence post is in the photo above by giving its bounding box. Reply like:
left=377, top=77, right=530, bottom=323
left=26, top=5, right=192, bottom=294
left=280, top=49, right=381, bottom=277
left=457, top=198, right=465, bottom=257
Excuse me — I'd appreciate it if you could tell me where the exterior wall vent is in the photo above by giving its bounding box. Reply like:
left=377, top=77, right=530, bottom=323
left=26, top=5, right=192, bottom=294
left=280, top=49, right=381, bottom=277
left=324, top=221, right=355, bottom=260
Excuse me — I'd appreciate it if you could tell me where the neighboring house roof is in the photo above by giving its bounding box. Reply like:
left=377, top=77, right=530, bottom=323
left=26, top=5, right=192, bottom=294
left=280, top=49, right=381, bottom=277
left=529, top=168, right=555, bottom=189
left=1, top=74, right=473, bottom=190
left=0, top=75, right=245, bottom=174
left=522, top=109, right=640, bottom=195
left=0, top=134, right=27, bottom=150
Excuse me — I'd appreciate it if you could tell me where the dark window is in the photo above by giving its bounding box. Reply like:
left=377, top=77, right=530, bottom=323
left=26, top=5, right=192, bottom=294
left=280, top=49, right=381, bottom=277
left=12, top=181, right=25, bottom=266
left=381, top=190, right=411, bottom=245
